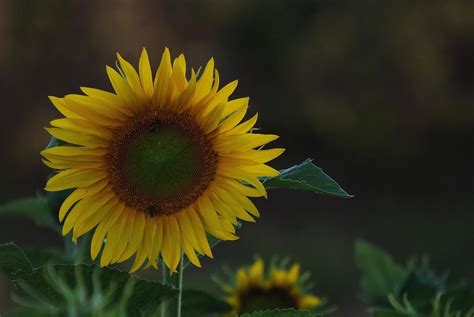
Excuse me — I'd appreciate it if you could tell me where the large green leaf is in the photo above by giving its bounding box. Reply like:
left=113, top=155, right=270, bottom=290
left=355, top=240, right=408, bottom=305
left=13, top=264, right=177, bottom=316
left=0, top=196, right=57, bottom=230
left=181, top=289, right=231, bottom=316
left=0, top=243, right=178, bottom=317
left=0, top=243, right=33, bottom=277
left=21, top=246, right=67, bottom=267
left=262, top=159, right=352, bottom=198
left=240, top=308, right=322, bottom=316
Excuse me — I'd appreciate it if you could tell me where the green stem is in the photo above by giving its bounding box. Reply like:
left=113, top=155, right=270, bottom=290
left=161, top=261, right=169, bottom=317
left=176, top=255, right=184, bottom=317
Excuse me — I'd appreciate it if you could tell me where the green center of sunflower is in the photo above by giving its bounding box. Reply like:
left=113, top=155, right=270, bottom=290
left=238, top=287, right=298, bottom=314
left=107, top=110, right=217, bottom=216
left=125, top=128, right=199, bottom=198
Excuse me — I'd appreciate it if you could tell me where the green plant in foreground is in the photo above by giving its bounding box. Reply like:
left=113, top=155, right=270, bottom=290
left=355, top=240, right=474, bottom=317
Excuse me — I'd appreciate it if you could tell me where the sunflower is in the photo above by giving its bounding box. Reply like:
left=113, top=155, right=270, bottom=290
left=217, top=258, right=322, bottom=315
left=41, top=48, right=283, bottom=272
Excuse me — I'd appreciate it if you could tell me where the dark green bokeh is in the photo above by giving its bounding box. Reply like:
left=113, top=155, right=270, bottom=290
left=0, top=1, right=473, bottom=316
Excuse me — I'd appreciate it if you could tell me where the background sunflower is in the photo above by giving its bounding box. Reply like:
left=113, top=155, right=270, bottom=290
left=214, top=257, right=326, bottom=316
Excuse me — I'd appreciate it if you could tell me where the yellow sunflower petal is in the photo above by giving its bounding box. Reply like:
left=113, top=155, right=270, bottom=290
left=181, top=233, right=201, bottom=268
left=100, top=211, right=129, bottom=267
left=249, top=258, right=264, bottom=283
left=218, top=103, right=248, bottom=132
left=58, top=180, right=108, bottom=221
left=201, top=80, right=238, bottom=117
left=143, top=218, right=157, bottom=261
left=287, top=263, right=301, bottom=284
left=45, top=128, right=109, bottom=148
left=72, top=195, right=117, bottom=241
left=222, top=148, right=285, bottom=164
left=149, top=217, right=163, bottom=268
left=110, top=209, right=134, bottom=263
left=80, top=87, right=134, bottom=117
left=170, top=53, right=187, bottom=93
left=90, top=203, right=125, bottom=260
left=153, top=48, right=173, bottom=108
left=65, top=94, right=128, bottom=121
left=129, top=247, right=148, bottom=273
left=49, top=96, right=81, bottom=119
left=50, top=118, right=113, bottom=139
left=41, top=146, right=107, bottom=159
left=299, top=295, right=321, bottom=309
left=214, top=133, right=279, bottom=153
left=160, top=217, right=174, bottom=271
left=173, top=72, right=197, bottom=112
left=46, top=168, right=107, bottom=192
left=221, top=113, right=258, bottom=136
left=194, top=58, right=215, bottom=101
left=177, top=210, right=204, bottom=255
left=187, top=207, right=213, bottom=258
left=61, top=195, right=93, bottom=236
left=106, top=66, right=140, bottom=111
left=222, top=97, right=249, bottom=118
left=139, top=47, right=154, bottom=97
left=118, top=212, right=146, bottom=262
left=117, top=53, right=144, bottom=99
left=168, top=215, right=183, bottom=272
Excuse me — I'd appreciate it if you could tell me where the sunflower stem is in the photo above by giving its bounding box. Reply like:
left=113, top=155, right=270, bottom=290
left=176, top=254, right=184, bottom=317
left=161, top=261, right=169, bottom=317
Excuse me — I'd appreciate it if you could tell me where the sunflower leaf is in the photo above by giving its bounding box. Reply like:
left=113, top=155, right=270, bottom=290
left=355, top=240, right=408, bottom=306
left=181, top=289, right=231, bottom=316
left=262, top=159, right=352, bottom=198
left=0, top=196, right=58, bottom=230
left=0, top=243, right=178, bottom=316
left=240, top=308, right=323, bottom=316
left=21, top=246, right=67, bottom=267
left=10, top=264, right=178, bottom=317
left=0, top=242, right=33, bottom=278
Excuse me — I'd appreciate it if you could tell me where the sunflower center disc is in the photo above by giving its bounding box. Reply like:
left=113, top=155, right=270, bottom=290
left=107, top=111, right=216, bottom=216
left=126, top=128, right=199, bottom=198
left=239, top=287, right=298, bottom=314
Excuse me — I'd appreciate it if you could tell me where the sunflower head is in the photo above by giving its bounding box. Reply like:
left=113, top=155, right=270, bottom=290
left=41, top=48, right=284, bottom=272
left=216, top=258, right=323, bottom=316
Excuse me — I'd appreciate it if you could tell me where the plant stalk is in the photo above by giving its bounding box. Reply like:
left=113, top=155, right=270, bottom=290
left=161, top=261, right=169, bottom=317
left=176, top=255, right=184, bottom=317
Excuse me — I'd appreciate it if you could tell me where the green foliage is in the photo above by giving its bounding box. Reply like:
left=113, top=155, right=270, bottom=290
left=356, top=240, right=474, bottom=317
left=0, top=196, right=58, bottom=230
left=0, top=242, right=33, bottom=277
left=181, top=289, right=231, bottom=316
left=0, top=243, right=178, bottom=317
left=355, top=240, right=408, bottom=305
left=240, top=308, right=323, bottom=316
left=262, top=159, right=352, bottom=198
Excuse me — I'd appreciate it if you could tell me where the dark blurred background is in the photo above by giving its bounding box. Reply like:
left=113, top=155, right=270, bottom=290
left=0, top=0, right=473, bottom=316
